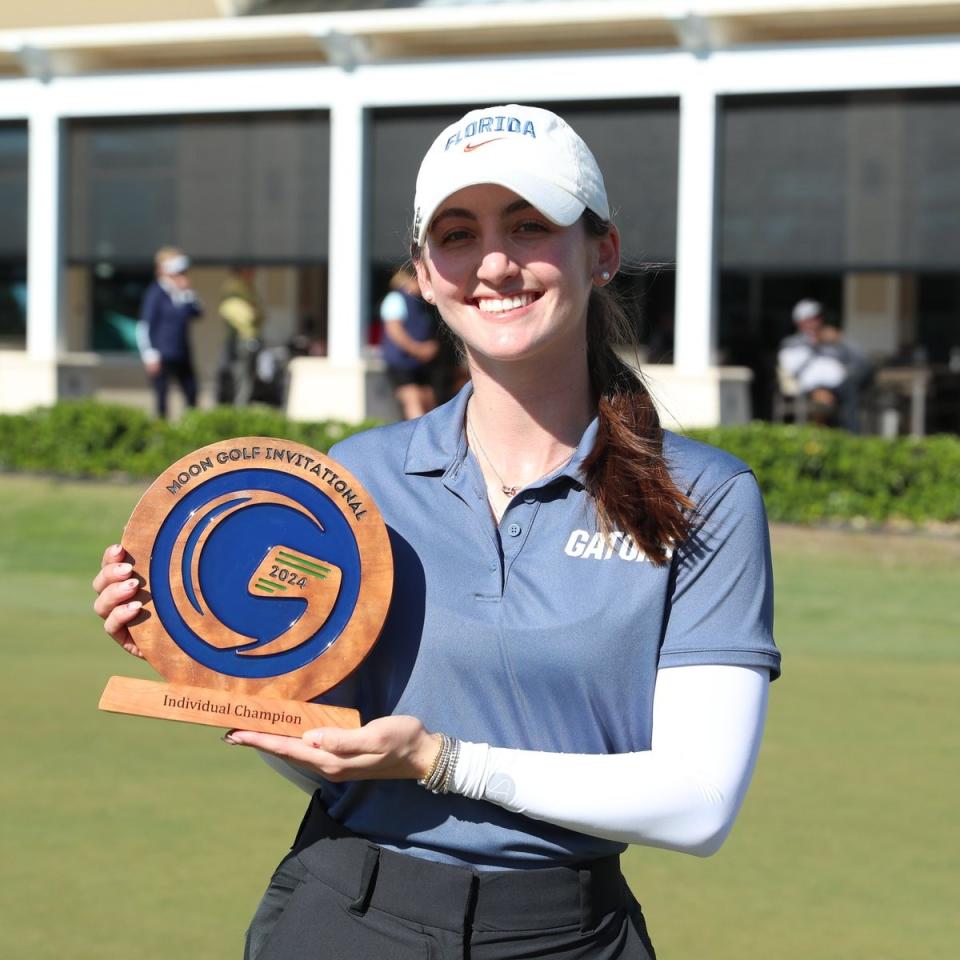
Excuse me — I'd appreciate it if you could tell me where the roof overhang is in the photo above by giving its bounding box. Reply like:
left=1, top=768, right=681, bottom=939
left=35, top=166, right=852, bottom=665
left=2, top=1, right=960, bottom=79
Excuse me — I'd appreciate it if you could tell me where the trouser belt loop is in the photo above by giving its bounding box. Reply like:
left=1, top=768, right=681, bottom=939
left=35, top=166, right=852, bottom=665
left=578, top=866, right=596, bottom=933
left=462, top=872, right=480, bottom=941
left=348, top=844, right=381, bottom=916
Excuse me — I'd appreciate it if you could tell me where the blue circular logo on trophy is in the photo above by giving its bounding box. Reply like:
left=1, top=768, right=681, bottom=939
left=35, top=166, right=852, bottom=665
left=99, top=438, right=393, bottom=734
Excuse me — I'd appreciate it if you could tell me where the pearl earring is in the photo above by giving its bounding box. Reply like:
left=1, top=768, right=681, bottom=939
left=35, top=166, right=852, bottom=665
left=599, top=271, right=611, bottom=282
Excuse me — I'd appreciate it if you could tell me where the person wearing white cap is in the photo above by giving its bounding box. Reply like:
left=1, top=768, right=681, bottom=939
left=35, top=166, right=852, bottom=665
left=778, top=298, right=870, bottom=430
left=136, top=245, right=204, bottom=418
left=95, top=106, right=778, bottom=958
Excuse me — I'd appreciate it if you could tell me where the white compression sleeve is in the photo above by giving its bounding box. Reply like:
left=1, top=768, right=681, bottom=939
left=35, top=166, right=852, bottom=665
left=452, top=664, right=769, bottom=857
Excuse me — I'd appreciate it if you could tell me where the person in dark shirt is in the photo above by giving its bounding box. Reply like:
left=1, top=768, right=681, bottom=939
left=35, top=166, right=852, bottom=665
left=136, top=246, right=203, bottom=418
left=379, top=264, right=439, bottom=419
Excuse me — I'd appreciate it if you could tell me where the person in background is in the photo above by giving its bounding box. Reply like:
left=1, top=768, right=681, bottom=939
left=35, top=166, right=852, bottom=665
left=137, top=247, right=203, bottom=418
left=778, top=298, right=871, bottom=431
left=217, top=265, right=264, bottom=406
left=379, top=263, right=439, bottom=419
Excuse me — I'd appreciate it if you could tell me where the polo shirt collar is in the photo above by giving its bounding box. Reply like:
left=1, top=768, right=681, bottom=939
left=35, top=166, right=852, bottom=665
left=404, top=382, right=473, bottom=476
left=404, top=381, right=598, bottom=490
left=559, top=417, right=598, bottom=490
left=403, top=381, right=599, bottom=487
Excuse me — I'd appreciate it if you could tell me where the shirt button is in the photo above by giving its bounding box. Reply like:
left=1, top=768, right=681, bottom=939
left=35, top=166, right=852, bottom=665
left=489, top=560, right=498, bottom=571
left=507, top=523, right=522, bottom=537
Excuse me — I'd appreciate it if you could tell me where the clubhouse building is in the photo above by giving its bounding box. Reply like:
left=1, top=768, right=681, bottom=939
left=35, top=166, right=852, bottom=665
left=1, top=0, right=959, bottom=430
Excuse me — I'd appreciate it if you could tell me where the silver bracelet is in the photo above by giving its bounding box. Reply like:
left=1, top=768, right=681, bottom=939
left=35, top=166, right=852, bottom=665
left=439, top=736, right=461, bottom=795
left=426, top=734, right=451, bottom=792
left=417, top=733, right=460, bottom=794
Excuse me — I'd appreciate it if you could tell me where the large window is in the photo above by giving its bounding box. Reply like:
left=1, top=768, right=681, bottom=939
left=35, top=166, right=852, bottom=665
left=717, top=90, right=960, bottom=425
left=719, top=90, right=960, bottom=272
left=68, top=112, right=330, bottom=354
left=0, top=122, right=28, bottom=344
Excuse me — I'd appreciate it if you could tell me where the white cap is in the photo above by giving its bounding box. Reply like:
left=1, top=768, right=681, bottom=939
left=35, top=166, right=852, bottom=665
left=413, top=104, right=609, bottom=246
left=792, top=298, right=823, bottom=323
left=160, top=254, right=190, bottom=275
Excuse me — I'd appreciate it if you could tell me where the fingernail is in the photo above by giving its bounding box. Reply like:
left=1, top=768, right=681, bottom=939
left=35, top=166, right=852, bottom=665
left=110, top=544, right=123, bottom=555
left=127, top=600, right=142, bottom=611
left=117, top=563, right=132, bottom=576
left=222, top=732, right=238, bottom=745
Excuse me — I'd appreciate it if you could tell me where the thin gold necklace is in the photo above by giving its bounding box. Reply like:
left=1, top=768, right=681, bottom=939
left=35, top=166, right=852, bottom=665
left=466, top=413, right=575, bottom=498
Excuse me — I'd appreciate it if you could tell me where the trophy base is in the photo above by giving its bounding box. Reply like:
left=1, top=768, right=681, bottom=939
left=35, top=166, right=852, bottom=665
left=99, top=676, right=361, bottom=735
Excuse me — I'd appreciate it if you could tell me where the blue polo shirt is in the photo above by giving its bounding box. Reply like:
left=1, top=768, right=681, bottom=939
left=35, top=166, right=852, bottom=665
left=310, top=383, right=779, bottom=869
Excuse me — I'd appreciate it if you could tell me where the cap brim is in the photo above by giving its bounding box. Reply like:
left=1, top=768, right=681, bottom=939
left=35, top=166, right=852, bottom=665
left=417, top=163, right=586, bottom=245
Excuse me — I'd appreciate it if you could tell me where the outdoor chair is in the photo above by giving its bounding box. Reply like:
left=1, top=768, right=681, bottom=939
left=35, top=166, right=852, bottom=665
left=772, top=367, right=809, bottom=425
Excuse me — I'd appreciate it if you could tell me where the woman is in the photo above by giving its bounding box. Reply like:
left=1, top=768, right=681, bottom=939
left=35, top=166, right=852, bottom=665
left=137, top=246, right=203, bottom=419
left=379, top=263, right=440, bottom=419
left=95, top=105, right=780, bottom=959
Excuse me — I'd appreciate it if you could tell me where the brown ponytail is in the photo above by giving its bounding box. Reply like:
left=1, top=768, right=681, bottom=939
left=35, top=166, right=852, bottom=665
left=581, top=213, right=693, bottom=566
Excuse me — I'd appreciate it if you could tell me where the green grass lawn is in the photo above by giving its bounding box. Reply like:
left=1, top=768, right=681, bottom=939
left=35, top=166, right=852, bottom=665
left=1, top=475, right=958, bottom=959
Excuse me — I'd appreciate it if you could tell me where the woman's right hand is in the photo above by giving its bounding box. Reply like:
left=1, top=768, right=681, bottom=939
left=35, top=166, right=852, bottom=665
left=92, top=544, right=145, bottom=659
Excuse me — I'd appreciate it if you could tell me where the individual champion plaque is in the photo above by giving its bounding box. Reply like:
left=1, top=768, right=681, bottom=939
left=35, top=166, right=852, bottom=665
left=98, top=437, right=392, bottom=735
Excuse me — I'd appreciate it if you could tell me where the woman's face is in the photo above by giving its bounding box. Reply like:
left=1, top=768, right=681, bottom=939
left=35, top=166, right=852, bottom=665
left=415, top=184, right=618, bottom=371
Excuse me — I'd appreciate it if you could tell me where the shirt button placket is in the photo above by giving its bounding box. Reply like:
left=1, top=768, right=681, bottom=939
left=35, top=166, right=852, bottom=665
left=502, top=503, right=533, bottom=563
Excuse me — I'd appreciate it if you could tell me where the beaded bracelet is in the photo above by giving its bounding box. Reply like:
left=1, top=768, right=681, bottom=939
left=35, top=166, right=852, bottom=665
left=417, top=733, right=446, bottom=790
left=439, top=736, right=460, bottom=795
left=417, top=732, right=460, bottom=794
left=431, top=735, right=453, bottom=793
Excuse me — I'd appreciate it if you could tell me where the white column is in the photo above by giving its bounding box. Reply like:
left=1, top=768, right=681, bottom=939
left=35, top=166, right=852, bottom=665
left=326, top=99, right=368, bottom=365
left=673, top=71, right=718, bottom=374
left=26, top=96, right=64, bottom=361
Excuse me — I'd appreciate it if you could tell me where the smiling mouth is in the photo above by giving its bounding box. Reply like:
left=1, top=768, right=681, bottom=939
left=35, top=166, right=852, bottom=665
left=472, top=293, right=542, bottom=314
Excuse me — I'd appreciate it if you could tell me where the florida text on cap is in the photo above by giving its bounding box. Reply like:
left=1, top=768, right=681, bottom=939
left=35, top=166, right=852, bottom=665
left=413, top=105, right=610, bottom=246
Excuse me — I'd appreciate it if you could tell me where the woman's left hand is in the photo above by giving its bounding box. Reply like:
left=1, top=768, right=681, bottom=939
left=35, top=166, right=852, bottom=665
left=224, top=716, right=441, bottom=783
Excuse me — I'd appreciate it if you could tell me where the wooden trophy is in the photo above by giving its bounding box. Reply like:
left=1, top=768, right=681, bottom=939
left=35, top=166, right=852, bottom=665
left=98, top=437, right=392, bottom=735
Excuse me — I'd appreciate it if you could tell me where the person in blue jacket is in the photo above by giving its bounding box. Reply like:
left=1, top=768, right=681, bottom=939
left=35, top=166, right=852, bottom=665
left=137, top=246, right=203, bottom=418
left=96, top=105, right=780, bottom=960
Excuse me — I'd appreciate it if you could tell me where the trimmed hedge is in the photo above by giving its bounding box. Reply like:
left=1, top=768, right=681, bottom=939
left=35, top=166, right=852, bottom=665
left=686, top=422, right=960, bottom=526
left=0, top=399, right=376, bottom=480
left=2, top=401, right=958, bottom=526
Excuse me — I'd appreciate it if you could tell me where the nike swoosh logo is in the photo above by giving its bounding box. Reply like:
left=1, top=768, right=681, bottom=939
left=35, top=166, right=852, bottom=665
left=463, top=138, right=505, bottom=152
